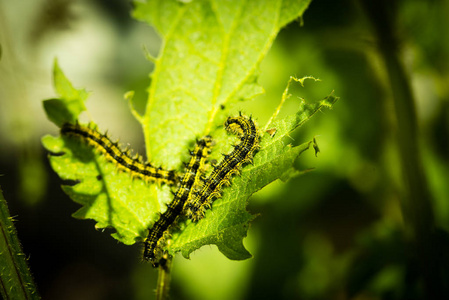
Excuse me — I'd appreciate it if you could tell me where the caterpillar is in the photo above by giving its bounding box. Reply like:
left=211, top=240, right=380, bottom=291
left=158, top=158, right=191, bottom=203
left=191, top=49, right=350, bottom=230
left=60, top=123, right=179, bottom=186
left=143, top=136, right=213, bottom=267
left=184, top=115, right=260, bottom=222
left=61, top=115, right=258, bottom=265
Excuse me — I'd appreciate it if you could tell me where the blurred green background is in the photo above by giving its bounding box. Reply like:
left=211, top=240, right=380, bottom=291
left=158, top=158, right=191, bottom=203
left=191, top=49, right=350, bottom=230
left=1, top=0, right=449, bottom=299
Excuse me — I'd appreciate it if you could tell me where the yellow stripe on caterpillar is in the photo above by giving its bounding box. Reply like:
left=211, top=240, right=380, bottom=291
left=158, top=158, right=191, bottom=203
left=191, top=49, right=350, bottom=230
left=143, top=136, right=213, bottom=267
left=185, top=115, right=260, bottom=222
left=61, top=123, right=179, bottom=186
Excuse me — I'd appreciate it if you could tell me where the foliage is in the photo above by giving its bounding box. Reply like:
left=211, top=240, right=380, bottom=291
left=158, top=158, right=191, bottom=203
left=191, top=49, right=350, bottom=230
left=41, top=0, right=337, bottom=262
left=0, top=187, right=40, bottom=300
left=0, top=0, right=447, bottom=298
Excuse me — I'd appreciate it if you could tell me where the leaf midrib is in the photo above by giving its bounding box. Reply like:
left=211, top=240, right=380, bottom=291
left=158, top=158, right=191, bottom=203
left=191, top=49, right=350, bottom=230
left=205, top=0, right=247, bottom=134
left=143, top=4, right=189, bottom=161
left=206, top=0, right=284, bottom=134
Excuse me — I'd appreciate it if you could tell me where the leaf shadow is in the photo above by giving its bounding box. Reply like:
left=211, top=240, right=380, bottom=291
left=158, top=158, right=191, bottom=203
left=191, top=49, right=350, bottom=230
left=59, top=136, right=116, bottom=233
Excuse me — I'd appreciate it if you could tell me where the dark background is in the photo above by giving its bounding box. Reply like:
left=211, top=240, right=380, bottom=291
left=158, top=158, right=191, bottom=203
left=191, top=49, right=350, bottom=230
left=1, top=0, right=448, bottom=299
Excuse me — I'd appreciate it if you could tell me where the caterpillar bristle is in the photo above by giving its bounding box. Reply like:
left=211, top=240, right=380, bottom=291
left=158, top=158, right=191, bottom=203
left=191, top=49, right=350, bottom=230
left=143, top=136, right=213, bottom=267
left=62, top=115, right=260, bottom=265
left=60, top=123, right=179, bottom=186
left=185, top=115, right=259, bottom=222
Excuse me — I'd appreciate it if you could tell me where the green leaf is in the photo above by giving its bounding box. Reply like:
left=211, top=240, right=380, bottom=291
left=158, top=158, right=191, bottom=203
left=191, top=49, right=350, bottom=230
left=42, top=133, right=171, bottom=245
left=43, top=60, right=88, bottom=127
left=0, top=186, right=40, bottom=299
left=42, top=0, right=336, bottom=262
left=133, top=0, right=312, bottom=168
left=170, top=82, right=338, bottom=260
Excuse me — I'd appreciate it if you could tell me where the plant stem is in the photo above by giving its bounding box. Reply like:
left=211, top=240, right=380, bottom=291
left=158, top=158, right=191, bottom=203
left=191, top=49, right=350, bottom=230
left=360, top=0, right=446, bottom=297
left=0, top=186, right=40, bottom=300
left=156, top=256, right=172, bottom=300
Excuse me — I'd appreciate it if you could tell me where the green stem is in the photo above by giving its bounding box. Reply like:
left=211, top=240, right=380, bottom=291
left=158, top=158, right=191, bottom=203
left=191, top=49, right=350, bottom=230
left=360, top=0, right=445, bottom=297
left=155, top=256, right=172, bottom=300
left=0, top=186, right=40, bottom=300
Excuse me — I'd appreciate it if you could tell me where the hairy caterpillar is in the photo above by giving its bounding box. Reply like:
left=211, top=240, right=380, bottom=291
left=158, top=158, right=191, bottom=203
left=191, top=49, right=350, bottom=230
left=61, top=115, right=259, bottom=266
left=61, top=123, right=178, bottom=186
left=143, top=136, right=213, bottom=267
left=185, top=115, right=259, bottom=222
